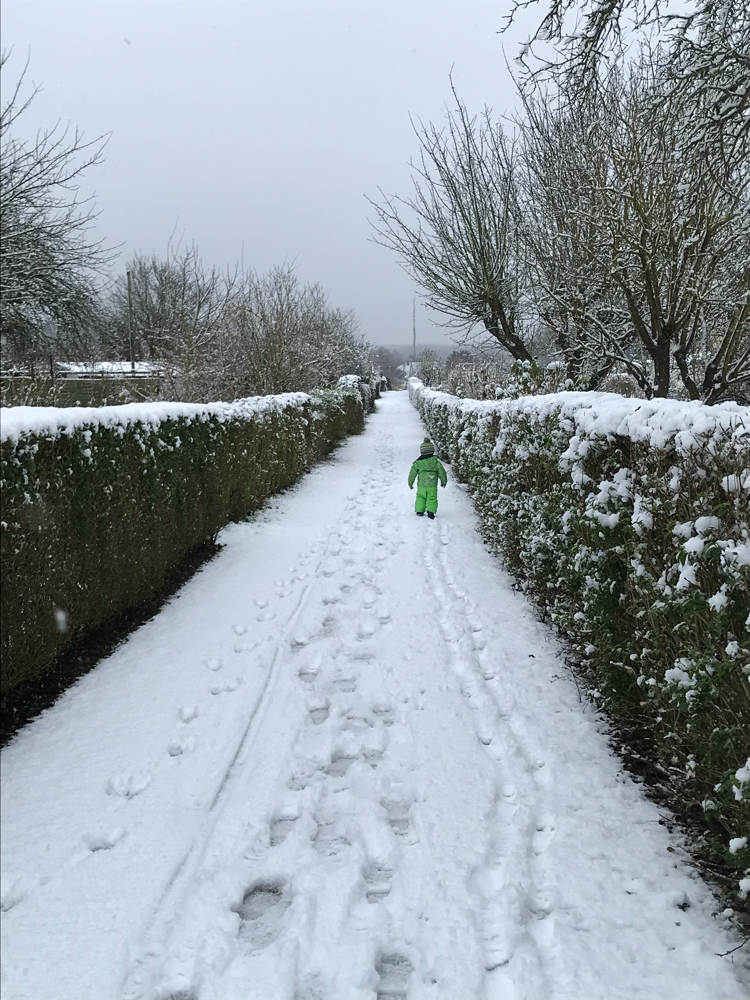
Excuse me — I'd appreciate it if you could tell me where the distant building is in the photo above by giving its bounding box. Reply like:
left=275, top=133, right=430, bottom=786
left=54, top=362, right=164, bottom=380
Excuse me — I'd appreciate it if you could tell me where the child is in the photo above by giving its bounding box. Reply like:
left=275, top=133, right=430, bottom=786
left=408, top=438, right=447, bottom=519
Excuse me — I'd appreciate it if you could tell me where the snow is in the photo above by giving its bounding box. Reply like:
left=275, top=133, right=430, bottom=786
left=1, top=391, right=747, bottom=1000
left=0, top=393, right=312, bottom=445
left=410, top=386, right=749, bottom=457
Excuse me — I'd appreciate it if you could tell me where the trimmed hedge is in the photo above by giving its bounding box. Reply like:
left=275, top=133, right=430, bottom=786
left=1, top=379, right=375, bottom=697
left=409, top=378, right=750, bottom=902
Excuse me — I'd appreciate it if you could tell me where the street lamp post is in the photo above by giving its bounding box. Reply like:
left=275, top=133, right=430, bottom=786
left=127, top=270, right=135, bottom=374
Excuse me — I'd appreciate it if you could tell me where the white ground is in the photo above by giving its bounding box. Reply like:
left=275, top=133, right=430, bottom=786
left=1, top=391, right=748, bottom=1000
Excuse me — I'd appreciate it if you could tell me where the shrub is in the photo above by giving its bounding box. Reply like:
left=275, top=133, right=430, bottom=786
left=409, top=377, right=750, bottom=902
left=1, top=378, right=374, bottom=697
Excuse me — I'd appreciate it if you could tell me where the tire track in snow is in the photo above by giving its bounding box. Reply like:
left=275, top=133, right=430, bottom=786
left=121, top=530, right=348, bottom=1000
left=423, top=519, right=556, bottom=1000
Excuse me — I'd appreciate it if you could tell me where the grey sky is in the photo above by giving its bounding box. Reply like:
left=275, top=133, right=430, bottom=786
left=2, top=0, right=539, bottom=347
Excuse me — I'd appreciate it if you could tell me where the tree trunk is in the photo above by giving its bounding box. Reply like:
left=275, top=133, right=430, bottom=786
left=486, top=314, right=534, bottom=363
left=653, top=335, right=672, bottom=397
left=673, top=348, right=701, bottom=400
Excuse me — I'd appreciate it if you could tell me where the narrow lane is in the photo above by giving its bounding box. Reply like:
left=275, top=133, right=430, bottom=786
left=1, top=392, right=746, bottom=1000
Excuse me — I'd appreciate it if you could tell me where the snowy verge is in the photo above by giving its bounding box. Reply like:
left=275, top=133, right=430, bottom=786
left=409, top=378, right=750, bottom=903
left=1, top=379, right=373, bottom=701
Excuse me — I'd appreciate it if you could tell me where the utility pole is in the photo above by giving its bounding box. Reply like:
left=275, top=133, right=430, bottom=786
left=412, top=296, right=416, bottom=375
left=127, top=270, right=135, bottom=374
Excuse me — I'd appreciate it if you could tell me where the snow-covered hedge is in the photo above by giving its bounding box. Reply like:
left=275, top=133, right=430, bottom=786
left=1, top=379, right=375, bottom=698
left=409, top=378, right=750, bottom=896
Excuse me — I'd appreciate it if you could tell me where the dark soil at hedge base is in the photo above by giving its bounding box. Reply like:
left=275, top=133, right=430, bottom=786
left=0, top=540, right=221, bottom=747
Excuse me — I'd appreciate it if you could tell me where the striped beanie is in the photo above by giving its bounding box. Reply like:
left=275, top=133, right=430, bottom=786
left=420, top=437, right=435, bottom=456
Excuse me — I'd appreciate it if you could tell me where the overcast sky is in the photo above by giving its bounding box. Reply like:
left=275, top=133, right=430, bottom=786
left=3, top=0, right=541, bottom=348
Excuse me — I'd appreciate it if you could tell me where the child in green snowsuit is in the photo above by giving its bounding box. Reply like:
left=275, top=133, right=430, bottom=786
left=408, top=438, right=447, bottom=519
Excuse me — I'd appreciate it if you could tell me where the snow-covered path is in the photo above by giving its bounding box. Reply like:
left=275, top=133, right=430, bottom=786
left=1, top=391, right=747, bottom=1000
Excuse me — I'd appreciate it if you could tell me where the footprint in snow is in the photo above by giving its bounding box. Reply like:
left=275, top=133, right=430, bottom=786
left=372, top=704, right=395, bottom=727
left=342, top=643, right=375, bottom=664
left=343, top=709, right=374, bottom=733
left=321, top=584, right=342, bottom=605
left=376, top=953, right=412, bottom=1000
left=269, top=815, right=298, bottom=846
left=357, top=617, right=379, bottom=640
left=167, top=736, right=196, bottom=757
left=287, top=759, right=318, bottom=791
left=532, top=816, right=556, bottom=855
left=210, top=677, right=243, bottom=695
left=84, top=827, right=125, bottom=853
left=313, top=819, right=350, bottom=855
left=203, top=658, right=223, bottom=672
left=533, top=761, right=552, bottom=787
left=363, top=746, right=384, bottom=769
left=308, top=700, right=330, bottom=725
left=233, top=624, right=247, bottom=635
left=382, top=798, right=412, bottom=838
left=106, top=773, right=152, bottom=799
left=331, top=674, right=358, bottom=692
left=361, top=588, right=378, bottom=608
left=363, top=862, right=392, bottom=903
left=178, top=705, right=199, bottom=723
left=234, top=882, right=291, bottom=950
left=325, top=752, right=356, bottom=777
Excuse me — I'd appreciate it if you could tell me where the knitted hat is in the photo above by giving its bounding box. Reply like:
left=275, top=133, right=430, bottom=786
left=420, top=437, right=435, bottom=456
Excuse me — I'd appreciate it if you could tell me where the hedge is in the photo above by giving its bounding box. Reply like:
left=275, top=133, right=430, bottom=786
left=0, top=377, right=375, bottom=698
left=409, top=378, right=750, bottom=902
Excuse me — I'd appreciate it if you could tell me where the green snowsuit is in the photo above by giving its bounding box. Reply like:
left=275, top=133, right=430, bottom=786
left=408, top=454, right=447, bottom=514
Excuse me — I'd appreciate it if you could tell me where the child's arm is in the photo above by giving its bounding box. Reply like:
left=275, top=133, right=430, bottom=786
left=408, top=462, right=418, bottom=489
left=437, top=459, right=448, bottom=487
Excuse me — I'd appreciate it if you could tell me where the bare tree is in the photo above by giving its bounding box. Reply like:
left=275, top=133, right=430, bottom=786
left=518, top=86, right=620, bottom=388
left=518, top=51, right=750, bottom=400
left=505, top=0, right=750, bottom=149
left=369, top=88, right=532, bottom=362
left=216, top=267, right=371, bottom=399
left=105, top=245, right=233, bottom=389
left=0, top=52, right=112, bottom=366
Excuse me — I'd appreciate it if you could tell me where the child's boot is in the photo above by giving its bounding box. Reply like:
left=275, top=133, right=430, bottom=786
left=416, top=511, right=424, bottom=517
left=427, top=512, right=435, bottom=520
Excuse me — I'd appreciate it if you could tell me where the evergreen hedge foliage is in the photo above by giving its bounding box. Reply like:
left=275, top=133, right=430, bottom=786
left=1, top=380, right=374, bottom=698
left=410, top=378, right=750, bottom=902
